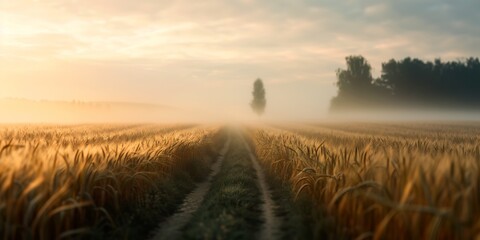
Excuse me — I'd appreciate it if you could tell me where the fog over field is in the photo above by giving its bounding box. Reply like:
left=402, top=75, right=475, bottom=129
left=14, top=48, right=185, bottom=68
left=0, top=98, right=203, bottom=123
left=3, top=98, right=480, bottom=123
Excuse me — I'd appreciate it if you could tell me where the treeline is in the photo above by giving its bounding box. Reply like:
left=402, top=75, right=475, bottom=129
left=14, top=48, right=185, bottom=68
left=330, top=56, right=480, bottom=111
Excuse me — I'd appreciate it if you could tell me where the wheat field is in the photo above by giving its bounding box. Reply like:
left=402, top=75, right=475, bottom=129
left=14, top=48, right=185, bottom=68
left=1, top=123, right=479, bottom=239
left=0, top=124, right=222, bottom=239
left=250, top=122, right=480, bottom=239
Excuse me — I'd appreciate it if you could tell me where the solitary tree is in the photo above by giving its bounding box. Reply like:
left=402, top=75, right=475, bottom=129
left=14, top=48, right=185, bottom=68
left=250, top=78, right=266, bottom=116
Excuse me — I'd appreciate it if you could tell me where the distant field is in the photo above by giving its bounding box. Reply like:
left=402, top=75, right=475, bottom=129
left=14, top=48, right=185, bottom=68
left=0, top=123, right=479, bottom=239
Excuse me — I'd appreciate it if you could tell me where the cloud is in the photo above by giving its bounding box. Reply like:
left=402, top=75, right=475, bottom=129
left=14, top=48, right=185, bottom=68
left=4, top=1, right=478, bottom=63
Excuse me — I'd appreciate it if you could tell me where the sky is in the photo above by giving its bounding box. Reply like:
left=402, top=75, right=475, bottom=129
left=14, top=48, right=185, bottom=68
left=1, top=0, right=480, bottom=121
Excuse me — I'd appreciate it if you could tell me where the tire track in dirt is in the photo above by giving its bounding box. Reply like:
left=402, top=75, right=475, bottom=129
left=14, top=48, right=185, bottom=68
left=149, top=135, right=231, bottom=240
left=241, top=134, right=280, bottom=240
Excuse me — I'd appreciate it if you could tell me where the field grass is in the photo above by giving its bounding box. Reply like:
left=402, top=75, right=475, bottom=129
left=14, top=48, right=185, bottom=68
left=250, top=122, right=480, bottom=239
left=0, top=124, right=224, bottom=239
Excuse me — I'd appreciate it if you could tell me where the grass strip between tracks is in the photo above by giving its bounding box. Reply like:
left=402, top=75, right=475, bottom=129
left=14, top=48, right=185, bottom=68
left=182, top=135, right=263, bottom=240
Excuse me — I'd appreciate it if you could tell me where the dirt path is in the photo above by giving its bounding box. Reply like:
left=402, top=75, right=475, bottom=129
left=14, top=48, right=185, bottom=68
left=149, top=136, right=231, bottom=240
left=149, top=129, right=280, bottom=240
left=241, top=135, right=280, bottom=240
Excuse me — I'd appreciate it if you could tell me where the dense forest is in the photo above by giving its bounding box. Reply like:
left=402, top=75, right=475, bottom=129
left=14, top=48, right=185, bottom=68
left=330, top=56, right=480, bottom=111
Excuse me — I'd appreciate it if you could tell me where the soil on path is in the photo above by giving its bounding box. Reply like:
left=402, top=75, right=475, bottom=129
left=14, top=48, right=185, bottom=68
left=241, top=135, right=280, bottom=240
left=150, top=129, right=280, bottom=240
left=149, top=136, right=231, bottom=240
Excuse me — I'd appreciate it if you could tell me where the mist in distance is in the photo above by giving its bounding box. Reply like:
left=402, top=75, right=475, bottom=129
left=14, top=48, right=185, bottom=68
left=2, top=55, right=480, bottom=123
left=0, top=98, right=196, bottom=123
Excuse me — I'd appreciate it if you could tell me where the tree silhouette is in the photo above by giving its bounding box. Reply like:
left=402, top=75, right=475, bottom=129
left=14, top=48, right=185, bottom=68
left=330, top=55, right=480, bottom=111
left=336, top=55, right=374, bottom=94
left=381, top=57, right=480, bottom=108
left=251, top=78, right=266, bottom=116
left=331, top=56, right=390, bottom=110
